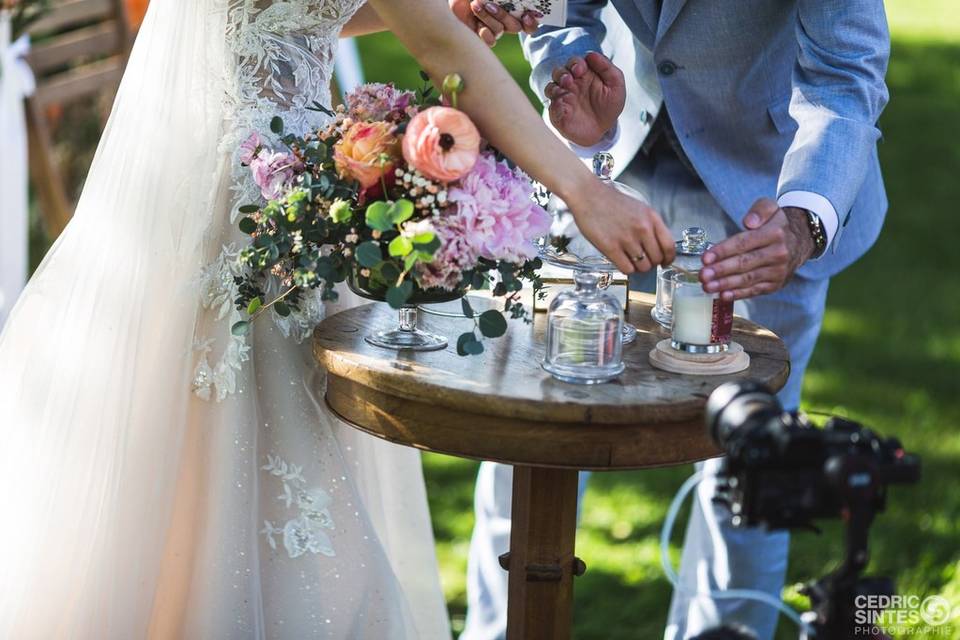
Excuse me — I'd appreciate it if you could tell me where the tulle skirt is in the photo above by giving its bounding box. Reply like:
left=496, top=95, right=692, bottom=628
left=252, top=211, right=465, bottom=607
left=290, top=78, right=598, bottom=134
left=0, top=1, right=449, bottom=637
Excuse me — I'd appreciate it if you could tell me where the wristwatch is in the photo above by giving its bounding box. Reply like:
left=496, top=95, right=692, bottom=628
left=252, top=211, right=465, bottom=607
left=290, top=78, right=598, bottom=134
left=804, top=209, right=828, bottom=259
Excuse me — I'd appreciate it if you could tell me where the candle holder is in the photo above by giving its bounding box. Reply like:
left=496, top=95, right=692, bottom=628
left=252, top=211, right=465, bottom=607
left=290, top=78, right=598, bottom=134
left=648, top=273, right=751, bottom=375
left=653, top=226, right=713, bottom=330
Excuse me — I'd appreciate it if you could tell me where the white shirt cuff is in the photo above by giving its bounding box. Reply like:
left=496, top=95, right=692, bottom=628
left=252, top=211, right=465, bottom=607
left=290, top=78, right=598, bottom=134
left=568, top=124, right=621, bottom=159
left=778, top=191, right=840, bottom=259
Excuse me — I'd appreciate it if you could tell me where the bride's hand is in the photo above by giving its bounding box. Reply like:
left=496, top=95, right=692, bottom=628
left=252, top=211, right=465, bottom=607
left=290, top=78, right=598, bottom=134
left=565, top=181, right=676, bottom=274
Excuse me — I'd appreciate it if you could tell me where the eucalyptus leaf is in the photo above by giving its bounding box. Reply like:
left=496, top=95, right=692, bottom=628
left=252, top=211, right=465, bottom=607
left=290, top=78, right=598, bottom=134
left=238, top=204, right=260, bottom=214
left=388, top=199, right=415, bottom=225
left=270, top=116, right=284, bottom=134
left=239, top=217, right=258, bottom=235
left=356, top=242, right=383, bottom=268
left=247, top=297, right=262, bottom=315
left=365, top=201, right=393, bottom=231
left=388, top=236, right=414, bottom=258
left=231, top=321, right=250, bottom=336
left=411, top=230, right=436, bottom=245
left=274, top=301, right=291, bottom=317
left=456, top=332, right=474, bottom=356
left=413, top=236, right=441, bottom=255
left=381, top=262, right=401, bottom=285
left=461, top=297, right=475, bottom=319
left=464, top=338, right=485, bottom=355
left=386, top=280, right=414, bottom=309
left=478, top=310, right=508, bottom=338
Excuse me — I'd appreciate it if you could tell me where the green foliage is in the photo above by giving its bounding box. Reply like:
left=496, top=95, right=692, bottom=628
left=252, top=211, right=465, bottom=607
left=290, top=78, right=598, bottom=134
left=477, top=310, right=507, bottom=338
left=386, top=280, right=413, bottom=309
left=356, top=242, right=383, bottom=268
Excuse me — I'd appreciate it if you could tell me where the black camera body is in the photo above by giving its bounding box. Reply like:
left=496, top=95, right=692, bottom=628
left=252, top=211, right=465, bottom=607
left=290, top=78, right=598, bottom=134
left=694, top=382, right=921, bottom=640
left=706, top=381, right=920, bottom=531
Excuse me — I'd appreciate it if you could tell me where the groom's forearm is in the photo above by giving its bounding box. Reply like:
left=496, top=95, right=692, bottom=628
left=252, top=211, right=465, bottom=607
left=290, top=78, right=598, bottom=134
left=341, top=5, right=387, bottom=38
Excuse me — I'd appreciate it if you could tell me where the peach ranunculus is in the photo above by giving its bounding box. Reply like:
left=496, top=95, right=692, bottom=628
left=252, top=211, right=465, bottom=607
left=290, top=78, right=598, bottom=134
left=402, top=107, right=480, bottom=184
left=334, top=121, right=402, bottom=189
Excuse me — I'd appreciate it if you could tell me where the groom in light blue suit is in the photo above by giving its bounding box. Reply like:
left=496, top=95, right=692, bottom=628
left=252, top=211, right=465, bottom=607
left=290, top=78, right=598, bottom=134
left=454, top=0, right=891, bottom=638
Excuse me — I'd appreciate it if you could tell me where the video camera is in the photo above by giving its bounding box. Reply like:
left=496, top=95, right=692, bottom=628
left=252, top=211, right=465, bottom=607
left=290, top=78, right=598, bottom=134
left=692, top=381, right=921, bottom=640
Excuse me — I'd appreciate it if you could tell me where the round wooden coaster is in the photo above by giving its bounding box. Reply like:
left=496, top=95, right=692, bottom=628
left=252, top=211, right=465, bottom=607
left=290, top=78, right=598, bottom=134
left=648, top=339, right=750, bottom=375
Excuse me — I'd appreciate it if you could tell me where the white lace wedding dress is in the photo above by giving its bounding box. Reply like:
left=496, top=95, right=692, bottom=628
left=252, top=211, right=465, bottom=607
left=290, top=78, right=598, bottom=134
left=0, top=1, right=450, bottom=637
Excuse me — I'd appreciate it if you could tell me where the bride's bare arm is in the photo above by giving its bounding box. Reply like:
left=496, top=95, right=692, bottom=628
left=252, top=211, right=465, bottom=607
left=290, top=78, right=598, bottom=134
left=340, top=5, right=386, bottom=37
left=367, top=0, right=675, bottom=273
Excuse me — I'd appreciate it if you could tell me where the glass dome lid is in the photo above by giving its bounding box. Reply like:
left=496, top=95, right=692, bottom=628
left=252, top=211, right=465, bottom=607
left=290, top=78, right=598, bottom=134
left=538, top=153, right=649, bottom=273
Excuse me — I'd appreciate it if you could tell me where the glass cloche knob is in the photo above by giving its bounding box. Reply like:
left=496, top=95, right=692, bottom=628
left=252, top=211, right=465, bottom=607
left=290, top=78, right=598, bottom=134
left=681, top=227, right=707, bottom=253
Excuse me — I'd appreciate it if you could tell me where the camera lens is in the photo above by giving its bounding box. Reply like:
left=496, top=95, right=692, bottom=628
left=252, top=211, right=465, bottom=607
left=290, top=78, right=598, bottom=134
left=706, top=381, right=782, bottom=448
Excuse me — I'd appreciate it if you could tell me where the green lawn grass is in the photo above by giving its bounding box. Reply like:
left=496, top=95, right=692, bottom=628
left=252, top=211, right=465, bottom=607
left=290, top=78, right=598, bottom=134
left=356, top=3, right=960, bottom=638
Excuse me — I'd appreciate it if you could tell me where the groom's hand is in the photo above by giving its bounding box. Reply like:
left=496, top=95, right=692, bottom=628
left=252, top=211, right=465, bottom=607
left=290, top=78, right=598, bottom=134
left=700, top=199, right=815, bottom=301
left=544, top=53, right=626, bottom=148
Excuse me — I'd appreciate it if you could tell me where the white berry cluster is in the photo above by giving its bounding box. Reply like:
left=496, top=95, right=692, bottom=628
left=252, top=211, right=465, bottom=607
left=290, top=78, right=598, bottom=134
left=394, top=167, right=449, bottom=217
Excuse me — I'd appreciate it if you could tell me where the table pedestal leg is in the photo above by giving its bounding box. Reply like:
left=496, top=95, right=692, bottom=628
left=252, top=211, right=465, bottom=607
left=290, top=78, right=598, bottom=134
left=504, top=465, right=583, bottom=640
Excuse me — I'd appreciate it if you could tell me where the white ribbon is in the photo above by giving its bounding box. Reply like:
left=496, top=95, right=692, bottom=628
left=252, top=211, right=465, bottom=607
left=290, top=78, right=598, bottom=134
left=0, top=11, right=35, bottom=330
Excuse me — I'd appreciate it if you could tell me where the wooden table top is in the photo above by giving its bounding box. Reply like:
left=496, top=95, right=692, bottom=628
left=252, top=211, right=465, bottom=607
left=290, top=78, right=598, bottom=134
left=312, top=293, right=790, bottom=470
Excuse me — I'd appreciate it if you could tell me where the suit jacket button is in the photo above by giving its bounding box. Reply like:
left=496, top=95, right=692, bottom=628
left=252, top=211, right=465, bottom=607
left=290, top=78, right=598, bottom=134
left=658, top=60, right=678, bottom=76
left=640, top=110, right=650, bottom=123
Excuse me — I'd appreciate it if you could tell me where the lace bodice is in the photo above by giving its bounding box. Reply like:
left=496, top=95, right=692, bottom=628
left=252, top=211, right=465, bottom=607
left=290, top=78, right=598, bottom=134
left=225, top=0, right=365, bottom=141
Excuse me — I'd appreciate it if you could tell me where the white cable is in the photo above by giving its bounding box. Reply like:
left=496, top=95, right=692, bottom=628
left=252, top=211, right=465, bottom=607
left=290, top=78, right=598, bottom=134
left=660, top=471, right=817, bottom=637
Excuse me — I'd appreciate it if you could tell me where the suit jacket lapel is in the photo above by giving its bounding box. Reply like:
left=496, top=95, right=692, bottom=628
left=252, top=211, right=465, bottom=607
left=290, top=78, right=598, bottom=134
left=657, top=0, right=689, bottom=43
left=632, top=0, right=660, bottom=44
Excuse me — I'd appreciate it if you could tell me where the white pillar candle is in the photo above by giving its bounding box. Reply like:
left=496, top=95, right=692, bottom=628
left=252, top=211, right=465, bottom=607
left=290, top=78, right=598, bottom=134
left=672, top=287, right=714, bottom=345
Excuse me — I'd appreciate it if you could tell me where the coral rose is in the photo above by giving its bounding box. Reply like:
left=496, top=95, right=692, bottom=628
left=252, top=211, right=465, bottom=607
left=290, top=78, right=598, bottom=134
left=402, top=107, right=480, bottom=183
left=334, top=121, right=401, bottom=189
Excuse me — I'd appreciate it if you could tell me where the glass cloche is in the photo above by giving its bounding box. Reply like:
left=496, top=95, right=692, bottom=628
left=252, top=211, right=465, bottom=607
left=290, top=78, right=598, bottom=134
left=540, top=152, right=648, bottom=346
left=542, top=271, right=625, bottom=384
left=538, top=153, right=647, bottom=384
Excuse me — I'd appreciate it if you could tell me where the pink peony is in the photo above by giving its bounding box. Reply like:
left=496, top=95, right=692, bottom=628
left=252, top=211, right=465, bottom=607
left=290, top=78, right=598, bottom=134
left=250, top=151, right=298, bottom=200
left=345, top=82, right=417, bottom=123
left=416, top=214, right=480, bottom=291
left=402, top=107, right=480, bottom=184
left=447, top=152, right=551, bottom=263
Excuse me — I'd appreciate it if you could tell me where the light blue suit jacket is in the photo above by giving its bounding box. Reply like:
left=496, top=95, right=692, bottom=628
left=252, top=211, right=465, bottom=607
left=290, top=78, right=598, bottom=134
left=522, top=0, right=890, bottom=280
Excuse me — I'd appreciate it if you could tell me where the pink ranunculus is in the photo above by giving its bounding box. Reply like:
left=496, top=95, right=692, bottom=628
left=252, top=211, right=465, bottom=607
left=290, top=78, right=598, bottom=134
left=250, top=151, right=298, bottom=200
left=447, top=152, right=551, bottom=263
left=402, top=107, right=480, bottom=184
left=334, top=121, right=401, bottom=190
left=239, top=131, right=262, bottom=165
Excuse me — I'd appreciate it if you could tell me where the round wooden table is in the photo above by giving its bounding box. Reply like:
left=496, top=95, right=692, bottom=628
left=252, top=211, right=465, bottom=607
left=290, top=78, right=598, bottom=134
left=313, top=292, right=789, bottom=640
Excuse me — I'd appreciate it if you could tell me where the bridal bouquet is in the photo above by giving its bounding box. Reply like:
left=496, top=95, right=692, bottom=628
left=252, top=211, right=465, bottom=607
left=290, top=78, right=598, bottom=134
left=231, top=75, right=548, bottom=355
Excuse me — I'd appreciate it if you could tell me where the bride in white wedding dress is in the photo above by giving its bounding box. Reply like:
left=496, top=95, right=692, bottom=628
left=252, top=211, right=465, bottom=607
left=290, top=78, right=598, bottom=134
left=0, top=0, right=674, bottom=638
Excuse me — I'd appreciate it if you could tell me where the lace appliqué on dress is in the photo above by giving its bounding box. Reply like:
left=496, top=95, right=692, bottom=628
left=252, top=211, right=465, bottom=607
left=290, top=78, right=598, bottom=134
left=192, top=0, right=363, bottom=401
left=193, top=245, right=251, bottom=401
left=260, top=454, right=336, bottom=559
